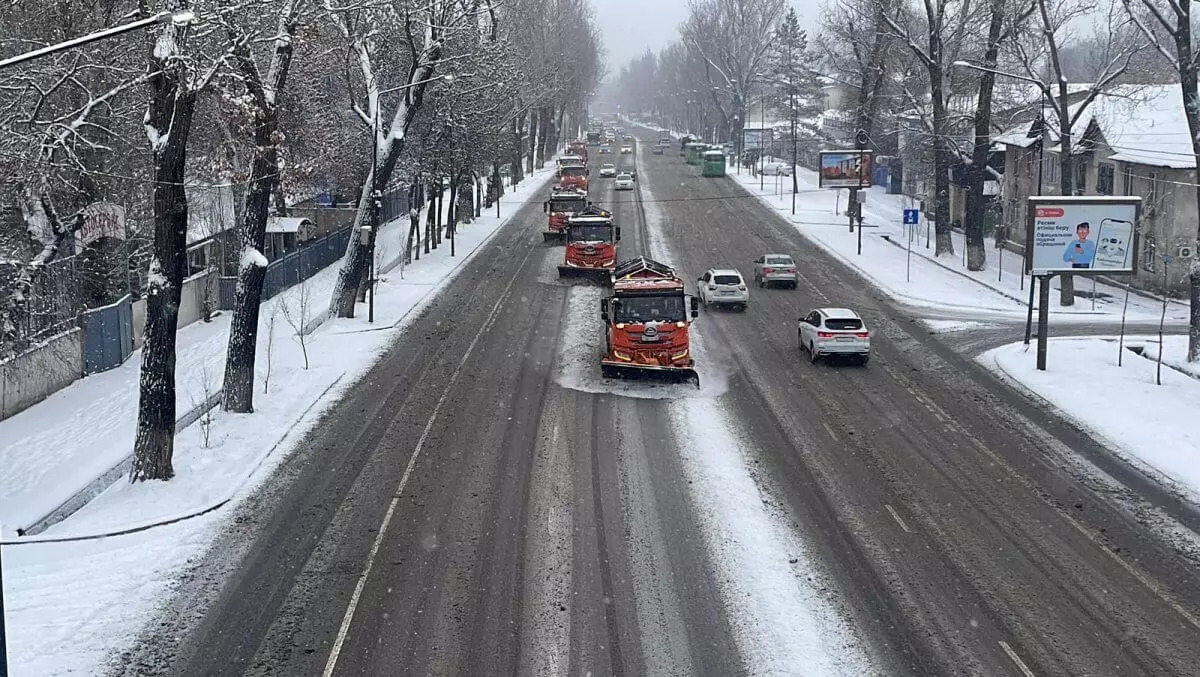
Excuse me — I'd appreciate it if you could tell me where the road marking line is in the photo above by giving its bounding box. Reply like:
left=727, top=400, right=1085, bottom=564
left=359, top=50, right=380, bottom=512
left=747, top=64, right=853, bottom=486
left=998, top=641, right=1036, bottom=677
left=821, top=421, right=839, bottom=441
left=322, top=245, right=535, bottom=677
left=885, top=504, right=913, bottom=533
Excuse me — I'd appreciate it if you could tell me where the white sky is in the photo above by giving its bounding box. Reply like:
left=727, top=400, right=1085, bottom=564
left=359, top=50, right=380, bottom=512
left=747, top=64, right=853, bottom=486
left=594, top=0, right=821, bottom=76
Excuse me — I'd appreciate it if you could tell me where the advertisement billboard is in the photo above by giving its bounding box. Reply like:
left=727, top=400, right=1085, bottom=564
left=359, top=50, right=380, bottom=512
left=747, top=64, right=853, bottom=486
left=818, top=150, right=872, bottom=189
left=1024, top=196, right=1141, bottom=275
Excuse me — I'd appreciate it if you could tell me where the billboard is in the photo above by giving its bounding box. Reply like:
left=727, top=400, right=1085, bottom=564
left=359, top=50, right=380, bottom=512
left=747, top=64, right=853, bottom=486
left=743, top=128, right=773, bottom=150
left=818, top=150, right=872, bottom=188
left=1024, top=196, right=1141, bottom=275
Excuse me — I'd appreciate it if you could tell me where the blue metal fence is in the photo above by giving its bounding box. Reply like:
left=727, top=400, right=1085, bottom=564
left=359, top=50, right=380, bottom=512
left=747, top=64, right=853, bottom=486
left=81, top=295, right=133, bottom=374
left=218, top=224, right=354, bottom=309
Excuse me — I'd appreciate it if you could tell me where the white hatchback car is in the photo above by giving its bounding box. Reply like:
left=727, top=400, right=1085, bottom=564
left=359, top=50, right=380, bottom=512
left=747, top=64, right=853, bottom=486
left=614, top=173, right=635, bottom=190
left=599, top=163, right=617, bottom=178
left=761, top=161, right=794, bottom=176
left=798, top=308, right=871, bottom=364
left=698, top=269, right=749, bottom=311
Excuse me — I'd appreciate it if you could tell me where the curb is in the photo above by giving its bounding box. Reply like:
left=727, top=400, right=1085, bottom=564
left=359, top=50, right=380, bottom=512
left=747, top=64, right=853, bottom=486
left=875, top=232, right=1028, bottom=305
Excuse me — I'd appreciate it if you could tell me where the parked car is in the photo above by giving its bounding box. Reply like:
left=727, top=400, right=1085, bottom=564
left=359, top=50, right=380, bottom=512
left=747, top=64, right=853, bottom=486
left=752, top=254, right=798, bottom=288
left=599, top=163, right=617, bottom=178
left=761, top=161, right=793, bottom=176
left=798, top=308, right=871, bottom=364
left=614, top=173, right=635, bottom=190
left=697, top=269, right=749, bottom=311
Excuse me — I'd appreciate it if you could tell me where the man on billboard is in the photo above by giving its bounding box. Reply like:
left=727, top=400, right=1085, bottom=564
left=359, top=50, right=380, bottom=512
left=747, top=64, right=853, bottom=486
left=1061, top=222, right=1096, bottom=268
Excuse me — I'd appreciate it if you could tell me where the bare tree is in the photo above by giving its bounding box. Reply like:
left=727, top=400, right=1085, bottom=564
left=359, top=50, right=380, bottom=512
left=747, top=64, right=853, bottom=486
left=221, top=0, right=305, bottom=414
left=1121, top=0, right=1200, bottom=359
left=280, top=273, right=311, bottom=369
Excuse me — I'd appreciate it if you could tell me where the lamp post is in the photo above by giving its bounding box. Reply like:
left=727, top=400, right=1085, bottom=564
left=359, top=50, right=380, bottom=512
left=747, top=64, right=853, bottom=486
left=0, top=9, right=196, bottom=70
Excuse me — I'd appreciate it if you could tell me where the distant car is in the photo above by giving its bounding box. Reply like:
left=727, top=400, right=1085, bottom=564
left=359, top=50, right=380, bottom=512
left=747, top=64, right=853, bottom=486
left=697, top=269, right=748, bottom=311
left=599, top=145, right=612, bottom=154
left=599, top=163, right=617, bottom=178
left=614, top=173, right=635, bottom=190
left=622, top=135, right=634, bottom=143
left=620, top=145, right=633, bottom=154
left=752, top=254, right=798, bottom=289
left=652, top=144, right=665, bottom=155
left=761, top=161, right=793, bottom=176
left=798, top=308, right=870, bottom=364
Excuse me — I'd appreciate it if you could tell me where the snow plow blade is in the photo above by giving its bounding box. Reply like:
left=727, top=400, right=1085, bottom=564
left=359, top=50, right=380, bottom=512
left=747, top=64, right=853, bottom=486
left=600, top=362, right=701, bottom=388
left=543, top=231, right=565, bottom=243
left=558, top=266, right=613, bottom=284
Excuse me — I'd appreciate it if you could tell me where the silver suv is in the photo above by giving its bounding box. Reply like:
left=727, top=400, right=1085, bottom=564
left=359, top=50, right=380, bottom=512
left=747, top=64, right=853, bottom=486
left=698, top=269, right=749, bottom=311
left=752, top=254, right=797, bottom=289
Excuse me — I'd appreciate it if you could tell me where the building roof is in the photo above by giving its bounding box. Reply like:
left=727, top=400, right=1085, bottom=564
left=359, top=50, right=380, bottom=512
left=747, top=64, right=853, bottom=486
left=267, top=217, right=313, bottom=234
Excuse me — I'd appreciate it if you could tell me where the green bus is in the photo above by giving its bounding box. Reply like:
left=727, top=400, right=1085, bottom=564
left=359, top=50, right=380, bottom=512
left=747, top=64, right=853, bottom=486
left=701, top=150, right=727, bottom=177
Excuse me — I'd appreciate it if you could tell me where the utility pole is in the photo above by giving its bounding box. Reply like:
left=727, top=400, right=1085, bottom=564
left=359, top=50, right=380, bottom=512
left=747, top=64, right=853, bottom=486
left=1, top=531, right=8, bottom=677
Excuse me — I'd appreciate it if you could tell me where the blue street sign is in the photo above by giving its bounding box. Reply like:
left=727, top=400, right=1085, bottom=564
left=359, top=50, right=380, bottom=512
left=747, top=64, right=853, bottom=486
left=903, top=209, right=920, bottom=225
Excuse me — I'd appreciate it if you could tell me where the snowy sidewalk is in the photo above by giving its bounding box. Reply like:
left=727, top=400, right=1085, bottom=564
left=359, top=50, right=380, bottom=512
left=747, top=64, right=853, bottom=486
left=729, top=166, right=1187, bottom=324
left=982, top=336, right=1200, bottom=504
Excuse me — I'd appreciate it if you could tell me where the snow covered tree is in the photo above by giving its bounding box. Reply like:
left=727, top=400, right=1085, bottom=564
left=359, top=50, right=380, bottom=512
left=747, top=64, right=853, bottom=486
left=1120, top=0, right=1200, bottom=359
left=767, top=8, right=823, bottom=208
left=220, top=0, right=305, bottom=413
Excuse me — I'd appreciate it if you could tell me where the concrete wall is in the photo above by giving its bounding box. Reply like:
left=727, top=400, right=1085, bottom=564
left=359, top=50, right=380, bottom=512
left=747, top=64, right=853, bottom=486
left=179, top=268, right=217, bottom=328
left=0, top=328, right=83, bottom=421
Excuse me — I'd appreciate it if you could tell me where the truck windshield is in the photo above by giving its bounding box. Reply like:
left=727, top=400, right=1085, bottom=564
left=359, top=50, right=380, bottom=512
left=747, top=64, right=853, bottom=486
left=567, top=225, right=612, bottom=242
left=550, top=199, right=585, bottom=212
left=560, top=166, right=587, bottom=177
left=614, top=295, right=686, bottom=323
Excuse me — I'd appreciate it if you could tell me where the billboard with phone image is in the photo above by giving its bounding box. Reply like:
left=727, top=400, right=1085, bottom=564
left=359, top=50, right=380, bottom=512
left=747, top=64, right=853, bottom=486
left=1024, top=196, right=1141, bottom=275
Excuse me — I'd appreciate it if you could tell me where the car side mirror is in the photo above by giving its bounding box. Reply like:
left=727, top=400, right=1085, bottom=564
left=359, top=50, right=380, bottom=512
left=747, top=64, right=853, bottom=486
left=543, top=202, right=549, bottom=213
left=616, top=226, right=622, bottom=241
left=599, top=298, right=608, bottom=321
left=690, top=296, right=699, bottom=318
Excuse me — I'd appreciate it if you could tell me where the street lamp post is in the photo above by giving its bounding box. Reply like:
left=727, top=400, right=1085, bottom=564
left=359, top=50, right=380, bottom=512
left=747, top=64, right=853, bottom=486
left=0, top=9, right=196, bottom=70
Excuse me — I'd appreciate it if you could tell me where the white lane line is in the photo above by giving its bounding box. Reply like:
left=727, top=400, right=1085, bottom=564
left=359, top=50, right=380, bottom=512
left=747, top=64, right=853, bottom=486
left=884, top=504, right=913, bottom=533
left=998, top=640, right=1037, bottom=677
left=322, top=245, right=536, bottom=677
left=821, top=421, right=839, bottom=442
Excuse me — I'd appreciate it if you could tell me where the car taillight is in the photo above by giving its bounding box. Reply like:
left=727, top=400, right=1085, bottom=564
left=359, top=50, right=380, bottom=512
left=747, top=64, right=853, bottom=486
left=787, top=267, right=796, bottom=273
left=817, top=332, right=834, bottom=339
left=738, top=285, right=747, bottom=291
left=855, top=331, right=870, bottom=338
left=763, top=267, right=774, bottom=274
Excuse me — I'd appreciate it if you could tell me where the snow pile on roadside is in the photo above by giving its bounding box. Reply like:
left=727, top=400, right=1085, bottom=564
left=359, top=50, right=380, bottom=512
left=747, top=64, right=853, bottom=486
left=667, top=397, right=875, bottom=675
left=982, top=336, right=1200, bottom=502
left=1, top=166, right=556, bottom=677
left=920, top=319, right=997, bottom=334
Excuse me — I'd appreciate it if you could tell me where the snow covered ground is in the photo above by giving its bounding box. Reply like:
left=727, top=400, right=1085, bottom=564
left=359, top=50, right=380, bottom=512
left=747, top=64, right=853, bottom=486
left=982, top=336, right=1200, bottom=503
left=0, top=166, right=554, bottom=676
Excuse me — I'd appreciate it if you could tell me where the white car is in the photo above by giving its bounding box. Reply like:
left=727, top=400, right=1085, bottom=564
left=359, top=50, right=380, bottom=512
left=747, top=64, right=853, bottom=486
left=697, top=269, right=749, bottom=311
left=614, top=173, right=635, bottom=190
left=798, top=308, right=871, bottom=364
left=761, top=161, right=793, bottom=176
left=620, top=145, right=633, bottom=154
left=599, top=163, right=617, bottom=178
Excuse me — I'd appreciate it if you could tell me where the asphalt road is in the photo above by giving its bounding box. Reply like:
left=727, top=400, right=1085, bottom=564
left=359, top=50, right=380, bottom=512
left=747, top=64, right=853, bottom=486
left=137, top=132, right=1200, bottom=677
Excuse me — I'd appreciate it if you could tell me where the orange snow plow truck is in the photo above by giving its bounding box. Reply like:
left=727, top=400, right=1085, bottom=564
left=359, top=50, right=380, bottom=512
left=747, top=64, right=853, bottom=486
left=556, top=162, right=589, bottom=192
left=558, top=205, right=619, bottom=283
left=600, top=257, right=700, bottom=387
left=542, top=186, right=588, bottom=242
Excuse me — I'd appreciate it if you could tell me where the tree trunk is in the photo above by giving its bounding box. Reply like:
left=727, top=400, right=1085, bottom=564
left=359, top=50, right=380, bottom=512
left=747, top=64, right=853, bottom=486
left=527, top=110, right=538, bottom=174
left=1176, top=10, right=1200, bottom=360
left=929, top=64, right=954, bottom=256
left=433, top=183, right=443, bottom=247
left=222, top=25, right=295, bottom=412
left=1057, top=96, right=1076, bottom=306
left=964, top=0, right=1006, bottom=273
left=132, top=83, right=198, bottom=482
left=425, top=184, right=436, bottom=254
left=511, top=115, right=524, bottom=183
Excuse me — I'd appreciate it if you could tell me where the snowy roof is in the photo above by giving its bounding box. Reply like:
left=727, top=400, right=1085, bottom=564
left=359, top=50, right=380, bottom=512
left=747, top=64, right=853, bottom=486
left=266, top=217, right=313, bottom=234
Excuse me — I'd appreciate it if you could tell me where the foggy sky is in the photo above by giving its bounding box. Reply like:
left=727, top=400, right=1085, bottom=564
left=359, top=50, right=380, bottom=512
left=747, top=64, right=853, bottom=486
left=594, top=0, right=820, bottom=76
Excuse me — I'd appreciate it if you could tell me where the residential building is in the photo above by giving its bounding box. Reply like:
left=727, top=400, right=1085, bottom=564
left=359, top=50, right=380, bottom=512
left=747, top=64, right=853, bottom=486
left=996, top=85, right=1195, bottom=295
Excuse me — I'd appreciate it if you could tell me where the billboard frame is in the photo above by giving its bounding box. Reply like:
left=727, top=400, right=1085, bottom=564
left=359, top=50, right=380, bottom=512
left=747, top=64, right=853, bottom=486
left=818, top=149, right=872, bottom=189
left=1023, top=195, right=1142, bottom=276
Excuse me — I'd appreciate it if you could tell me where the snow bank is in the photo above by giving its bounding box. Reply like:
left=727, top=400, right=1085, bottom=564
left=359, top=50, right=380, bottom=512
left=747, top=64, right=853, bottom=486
left=982, top=336, right=1200, bottom=503
left=667, top=397, right=875, bottom=675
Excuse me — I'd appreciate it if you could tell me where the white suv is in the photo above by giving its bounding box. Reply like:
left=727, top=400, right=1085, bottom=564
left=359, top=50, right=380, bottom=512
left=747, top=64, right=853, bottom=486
left=599, top=163, right=617, bottom=178
left=798, top=308, right=870, bottom=364
left=698, top=269, right=749, bottom=311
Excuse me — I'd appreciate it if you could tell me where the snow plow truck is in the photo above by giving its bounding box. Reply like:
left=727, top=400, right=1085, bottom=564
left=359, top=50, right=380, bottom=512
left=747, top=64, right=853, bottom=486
left=599, top=257, right=701, bottom=387
left=558, top=205, right=619, bottom=283
left=542, top=186, right=588, bottom=242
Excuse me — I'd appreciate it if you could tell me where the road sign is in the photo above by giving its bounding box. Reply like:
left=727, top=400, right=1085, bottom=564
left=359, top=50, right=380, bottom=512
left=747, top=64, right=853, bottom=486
left=903, top=209, right=919, bottom=225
